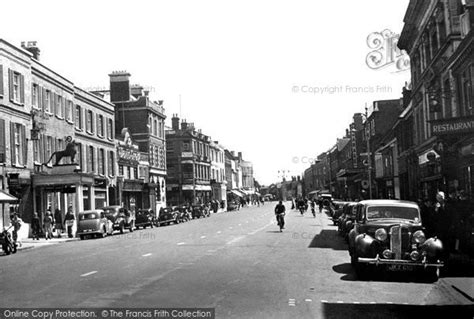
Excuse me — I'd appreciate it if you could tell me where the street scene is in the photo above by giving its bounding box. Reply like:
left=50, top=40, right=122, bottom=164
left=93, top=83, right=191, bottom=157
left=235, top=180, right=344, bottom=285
left=0, top=0, right=474, bottom=318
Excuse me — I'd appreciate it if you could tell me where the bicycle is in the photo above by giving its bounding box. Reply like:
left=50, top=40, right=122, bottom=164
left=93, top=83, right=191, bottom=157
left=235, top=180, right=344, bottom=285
left=276, top=213, right=285, bottom=232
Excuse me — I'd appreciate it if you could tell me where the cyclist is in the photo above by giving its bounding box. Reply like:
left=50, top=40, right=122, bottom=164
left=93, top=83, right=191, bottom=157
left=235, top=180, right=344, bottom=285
left=274, top=201, right=286, bottom=232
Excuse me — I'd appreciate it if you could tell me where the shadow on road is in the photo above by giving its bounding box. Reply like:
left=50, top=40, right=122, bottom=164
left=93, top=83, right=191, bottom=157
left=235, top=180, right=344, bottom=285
left=266, top=231, right=283, bottom=233
left=308, top=229, right=347, bottom=250
left=333, top=263, right=439, bottom=283
left=322, top=302, right=474, bottom=319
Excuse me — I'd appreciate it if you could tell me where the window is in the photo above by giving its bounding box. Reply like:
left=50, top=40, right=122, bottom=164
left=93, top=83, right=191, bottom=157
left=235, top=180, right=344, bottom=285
left=154, top=119, right=158, bottom=136
left=44, top=90, right=51, bottom=113
left=33, top=138, right=41, bottom=164
left=9, top=70, right=24, bottom=104
left=459, top=64, right=473, bottom=116
left=107, top=118, right=113, bottom=140
left=76, top=143, right=83, bottom=168
left=119, top=165, right=124, bottom=176
left=66, top=100, right=73, bottom=122
left=0, top=119, right=5, bottom=163
left=108, top=151, right=115, bottom=176
left=86, top=110, right=94, bottom=133
left=87, top=146, right=95, bottom=173
left=75, top=105, right=82, bottom=129
left=32, top=84, right=39, bottom=109
left=98, top=148, right=105, bottom=175
left=46, top=136, right=53, bottom=162
left=182, top=142, right=190, bottom=151
left=0, top=65, right=3, bottom=97
left=97, top=114, right=104, bottom=137
left=11, top=123, right=26, bottom=166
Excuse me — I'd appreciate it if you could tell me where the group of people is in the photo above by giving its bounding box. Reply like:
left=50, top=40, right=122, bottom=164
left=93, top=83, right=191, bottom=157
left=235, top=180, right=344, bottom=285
left=30, top=206, right=76, bottom=240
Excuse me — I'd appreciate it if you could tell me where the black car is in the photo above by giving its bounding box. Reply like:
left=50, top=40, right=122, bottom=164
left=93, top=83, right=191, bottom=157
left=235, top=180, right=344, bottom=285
left=102, top=205, right=135, bottom=234
left=338, top=202, right=358, bottom=240
left=158, top=207, right=179, bottom=226
left=191, top=204, right=210, bottom=219
left=347, top=200, right=444, bottom=280
left=135, top=208, right=156, bottom=229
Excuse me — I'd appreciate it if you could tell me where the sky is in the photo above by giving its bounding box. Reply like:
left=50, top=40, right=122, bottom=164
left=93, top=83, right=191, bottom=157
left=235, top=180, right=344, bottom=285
left=1, top=0, right=410, bottom=186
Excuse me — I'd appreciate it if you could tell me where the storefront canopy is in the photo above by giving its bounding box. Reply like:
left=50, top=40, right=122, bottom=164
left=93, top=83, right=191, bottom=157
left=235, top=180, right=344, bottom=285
left=228, top=189, right=245, bottom=197
left=0, top=190, right=18, bottom=203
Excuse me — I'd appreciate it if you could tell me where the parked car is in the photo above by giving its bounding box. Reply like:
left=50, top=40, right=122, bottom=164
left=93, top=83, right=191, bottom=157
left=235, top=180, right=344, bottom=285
left=227, top=200, right=240, bottom=211
left=191, top=204, right=210, bottom=219
left=135, top=208, right=156, bottom=229
left=338, top=202, right=358, bottom=239
left=332, top=201, right=349, bottom=225
left=77, top=209, right=113, bottom=240
left=176, top=205, right=191, bottom=222
left=102, top=206, right=135, bottom=234
left=347, top=200, right=444, bottom=280
left=158, top=207, right=179, bottom=226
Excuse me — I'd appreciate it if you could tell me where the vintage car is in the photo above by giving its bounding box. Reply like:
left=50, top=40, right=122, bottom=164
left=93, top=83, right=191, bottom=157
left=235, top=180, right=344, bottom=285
left=157, top=207, right=179, bottom=226
left=227, top=200, right=240, bottom=211
left=175, top=205, right=192, bottom=222
left=338, top=202, right=358, bottom=240
left=77, top=209, right=114, bottom=240
left=332, top=201, right=350, bottom=225
left=135, top=208, right=156, bottom=229
left=348, top=200, right=444, bottom=280
left=191, top=204, right=211, bottom=219
left=102, top=205, right=135, bottom=234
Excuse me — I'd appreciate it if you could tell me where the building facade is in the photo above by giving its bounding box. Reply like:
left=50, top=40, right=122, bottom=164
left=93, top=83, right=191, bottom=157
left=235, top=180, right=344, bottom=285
left=166, top=116, right=212, bottom=205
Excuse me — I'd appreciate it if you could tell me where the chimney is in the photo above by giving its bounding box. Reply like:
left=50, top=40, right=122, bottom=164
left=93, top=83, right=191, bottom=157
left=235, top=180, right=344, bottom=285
left=109, top=71, right=131, bottom=103
left=171, top=114, right=179, bottom=130
left=238, top=152, right=242, bottom=160
left=131, top=84, right=144, bottom=99
left=21, top=41, right=40, bottom=60
left=353, top=113, right=363, bottom=131
left=345, top=129, right=349, bottom=137
left=181, top=120, right=188, bottom=130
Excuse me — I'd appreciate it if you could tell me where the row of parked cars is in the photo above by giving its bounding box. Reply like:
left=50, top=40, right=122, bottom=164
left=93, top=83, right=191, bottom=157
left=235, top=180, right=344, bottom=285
left=77, top=204, right=212, bottom=240
left=329, top=199, right=444, bottom=281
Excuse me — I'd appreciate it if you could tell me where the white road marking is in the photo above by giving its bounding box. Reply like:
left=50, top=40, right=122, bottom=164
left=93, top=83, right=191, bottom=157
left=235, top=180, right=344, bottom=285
left=226, top=236, right=245, bottom=245
left=353, top=301, right=360, bottom=304
left=288, top=299, right=296, bottom=306
left=336, top=301, right=344, bottom=303
left=238, top=224, right=242, bottom=226
left=80, top=271, right=97, bottom=277
left=217, top=231, right=222, bottom=234
left=229, top=227, right=233, bottom=229
left=177, top=242, right=185, bottom=245
left=305, top=299, right=312, bottom=302
left=142, top=253, right=152, bottom=257
left=369, top=302, right=376, bottom=304
left=207, top=249, right=217, bottom=253
left=200, top=236, right=206, bottom=239
left=321, top=300, right=328, bottom=303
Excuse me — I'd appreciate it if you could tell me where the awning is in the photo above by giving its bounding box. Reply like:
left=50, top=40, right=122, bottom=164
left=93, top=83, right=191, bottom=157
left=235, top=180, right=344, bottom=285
left=227, top=190, right=243, bottom=198
left=0, top=190, right=18, bottom=203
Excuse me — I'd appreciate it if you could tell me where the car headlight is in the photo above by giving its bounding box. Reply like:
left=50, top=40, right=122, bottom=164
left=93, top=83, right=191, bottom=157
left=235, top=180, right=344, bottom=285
left=412, top=230, right=426, bottom=244
left=375, top=228, right=387, bottom=241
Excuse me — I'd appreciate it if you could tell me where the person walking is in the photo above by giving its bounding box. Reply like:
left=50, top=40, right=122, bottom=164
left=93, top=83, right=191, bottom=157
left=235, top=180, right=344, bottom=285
left=11, top=213, right=23, bottom=247
left=54, top=208, right=63, bottom=238
left=31, top=212, right=41, bottom=240
left=434, top=191, right=451, bottom=259
left=43, top=211, right=53, bottom=240
left=65, top=206, right=75, bottom=238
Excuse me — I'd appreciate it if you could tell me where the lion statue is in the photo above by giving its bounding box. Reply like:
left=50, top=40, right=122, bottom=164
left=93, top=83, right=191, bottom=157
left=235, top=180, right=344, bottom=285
left=44, top=136, right=77, bottom=166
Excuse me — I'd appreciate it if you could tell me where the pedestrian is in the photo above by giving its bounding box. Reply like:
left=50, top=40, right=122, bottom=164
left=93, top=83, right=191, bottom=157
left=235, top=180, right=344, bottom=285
left=274, top=200, right=286, bottom=232
left=43, top=211, right=53, bottom=240
left=54, top=208, right=63, bottom=238
left=434, top=191, right=451, bottom=258
left=11, top=213, right=23, bottom=247
left=31, top=212, right=41, bottom=240
left=65, top=206, right=75, bottom=238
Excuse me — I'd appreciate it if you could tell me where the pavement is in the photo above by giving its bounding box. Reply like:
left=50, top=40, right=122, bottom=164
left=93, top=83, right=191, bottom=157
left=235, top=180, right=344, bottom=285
left=0, top=202, right=472, bottom=318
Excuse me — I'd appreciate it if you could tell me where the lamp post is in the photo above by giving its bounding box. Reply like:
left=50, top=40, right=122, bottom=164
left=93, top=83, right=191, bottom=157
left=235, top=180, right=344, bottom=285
left=364, top=105, right=373, bottom=199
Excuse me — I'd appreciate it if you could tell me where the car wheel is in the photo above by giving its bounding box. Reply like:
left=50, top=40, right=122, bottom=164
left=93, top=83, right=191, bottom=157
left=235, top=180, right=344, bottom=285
left=102, top=227, right=107, bottom=238
left=119, top=224, right=125, bottom=234
left=129, top=222, right=134, bottom=232
left=423, top=268, right=440, bottom=282
left=150, top=223, right=154, bottom=228
left=80, top=235, right=85, bottom=240
left=3, top=244, right=11, bottom=255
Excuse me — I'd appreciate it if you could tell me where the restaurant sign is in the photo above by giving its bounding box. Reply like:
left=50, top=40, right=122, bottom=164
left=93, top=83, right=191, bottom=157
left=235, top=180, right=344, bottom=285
left=431, top=116, right=474, bottom=136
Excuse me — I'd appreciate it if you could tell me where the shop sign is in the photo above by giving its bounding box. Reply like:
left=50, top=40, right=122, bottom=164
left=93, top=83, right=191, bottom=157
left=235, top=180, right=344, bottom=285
left=431, top=116, right=474, bottom=136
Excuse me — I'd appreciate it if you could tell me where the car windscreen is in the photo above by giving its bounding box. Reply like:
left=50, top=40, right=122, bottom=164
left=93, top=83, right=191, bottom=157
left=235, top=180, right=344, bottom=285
left=366, top=206, right=420, bottom=221
left=79, top=213, right=99, bottom=220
